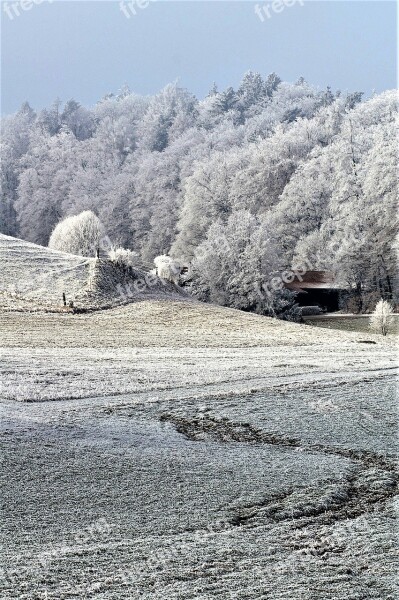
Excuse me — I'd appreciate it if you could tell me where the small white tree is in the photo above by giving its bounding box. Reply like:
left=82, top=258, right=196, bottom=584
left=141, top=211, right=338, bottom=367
left=369, top=299, right=395, bottom=336
left=108, top=247, right=139, bottom=268
left=154, top=255, right=181, bottom=285
left=48, top=211, right=105, bottom=257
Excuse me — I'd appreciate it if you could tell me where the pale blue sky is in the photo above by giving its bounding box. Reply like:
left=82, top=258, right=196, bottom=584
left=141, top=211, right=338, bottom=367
left=1, top=0, right=397, bottom=115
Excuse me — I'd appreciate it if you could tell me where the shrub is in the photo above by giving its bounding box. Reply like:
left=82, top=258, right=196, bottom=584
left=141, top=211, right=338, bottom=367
left=369, top=299, right=395, bottom=336
left=154, top=255, right=182, bottom=285
left=49, top=211, right=105, bottom=257
left=108, top=247, right=139, bottom=268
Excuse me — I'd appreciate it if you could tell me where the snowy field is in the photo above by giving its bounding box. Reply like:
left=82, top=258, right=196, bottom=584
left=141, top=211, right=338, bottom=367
left=0, top=236, right=397, bottom=599
left=1, top=294, right=398, bottom=600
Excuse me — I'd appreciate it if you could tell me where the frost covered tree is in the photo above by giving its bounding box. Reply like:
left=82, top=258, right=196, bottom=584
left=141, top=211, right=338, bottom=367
left=154, top=255, right=182, bottom=285
left=48, top=211, right=106, bottom=257
left=61, top=99, right=95, bottom=141
left=172, top=148, right=244, bottom=259
left=275, top=91, right=398, bottom=312
left=237, top=72, right=268, bottom=117
left=0, top=102, right=36, bottom=236
left=15, top=128, right=80, bottom=245
left=213, top=87, right=238, bottom=115
left=36, top=98, right=62, bottom=136
left=369, top=300, right=395, bottom=336
left=191, top=210, right=299, bottom=318
left=92, top=92, right=149, bottom=164
left=137, top=83, right=197, bottom=152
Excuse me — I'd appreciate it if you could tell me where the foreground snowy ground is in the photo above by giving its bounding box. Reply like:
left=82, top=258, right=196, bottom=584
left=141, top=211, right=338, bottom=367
left=1, top=299, right=397, bottom=600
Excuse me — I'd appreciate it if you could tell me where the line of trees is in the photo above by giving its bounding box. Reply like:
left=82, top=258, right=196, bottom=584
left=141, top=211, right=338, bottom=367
left=1, top=74, right=397, bottom=313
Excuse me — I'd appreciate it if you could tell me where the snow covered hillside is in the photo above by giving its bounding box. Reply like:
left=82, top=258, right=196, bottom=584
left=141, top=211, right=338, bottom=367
left=0, top=234, right=187, bottom=310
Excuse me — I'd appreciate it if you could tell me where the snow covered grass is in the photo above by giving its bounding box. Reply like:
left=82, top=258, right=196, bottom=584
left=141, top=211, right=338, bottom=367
left=0, top=337, right=396, bottom=404
left=0, top=242, right=397, bottom=599
left=1, top=369, right=397, bottom=599
left=0, top=234, right=186, bottom=311
left=1, top=298, right=396, bottom=405
left=306, top=315, right=399, bottom=336
left=1, top=297, right=393, bottom=349
left=0, top=233, right=91, bottom=309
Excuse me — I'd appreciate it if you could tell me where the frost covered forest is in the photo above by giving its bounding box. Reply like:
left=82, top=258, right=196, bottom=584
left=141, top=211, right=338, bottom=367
left=1, top=73, right=397, bottom=312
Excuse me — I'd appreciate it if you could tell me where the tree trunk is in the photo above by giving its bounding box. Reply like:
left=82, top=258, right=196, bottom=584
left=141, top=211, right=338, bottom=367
left=355, top=281, right=363, bottom=313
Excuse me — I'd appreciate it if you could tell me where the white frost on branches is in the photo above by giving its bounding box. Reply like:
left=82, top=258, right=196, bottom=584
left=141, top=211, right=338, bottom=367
left=108, top=247, right=139, bottom=268
left=48, top=211, right=105, bottom=257
left=190, top=210, right=298, bottom=318
left=369, top=299, right=395, bottom=336
left=154, top=255, right=181, bottom=285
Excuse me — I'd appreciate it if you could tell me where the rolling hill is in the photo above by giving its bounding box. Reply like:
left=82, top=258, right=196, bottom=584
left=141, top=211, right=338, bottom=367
left=0, top=234, right=187, bottom=311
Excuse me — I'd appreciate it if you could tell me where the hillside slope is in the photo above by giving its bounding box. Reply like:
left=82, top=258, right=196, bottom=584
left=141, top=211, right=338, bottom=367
left=1, top=297, right=390, bottom=349
left=0, top=234, right=186, bottom=310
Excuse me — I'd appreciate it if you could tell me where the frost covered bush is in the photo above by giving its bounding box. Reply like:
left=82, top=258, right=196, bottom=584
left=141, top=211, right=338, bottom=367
left=108, top=247, right=139, bottom=268
left=49, top=211, right=105, bottom=257
left=369, top=299, right=395, bottom=336
left=154, top=255, right=182, bottom=285
left=274, top=293, right=302, bottom=322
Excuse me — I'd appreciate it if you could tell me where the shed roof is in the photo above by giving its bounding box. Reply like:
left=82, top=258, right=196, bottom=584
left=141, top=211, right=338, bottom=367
left=285, top=271, right=342, bottom=291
